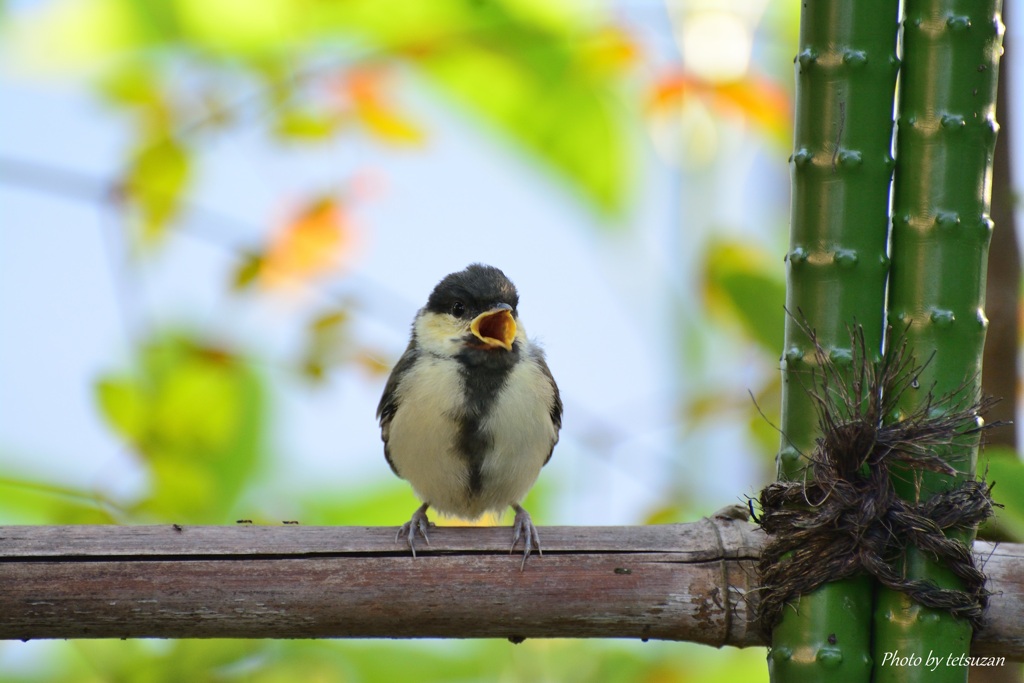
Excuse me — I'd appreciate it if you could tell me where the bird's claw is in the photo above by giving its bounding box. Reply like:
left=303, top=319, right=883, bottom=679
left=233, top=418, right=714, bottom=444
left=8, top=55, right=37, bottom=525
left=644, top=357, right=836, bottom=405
left=510, top=504, right=541, bottom=571
left=398, top=503, right=433, bottom=557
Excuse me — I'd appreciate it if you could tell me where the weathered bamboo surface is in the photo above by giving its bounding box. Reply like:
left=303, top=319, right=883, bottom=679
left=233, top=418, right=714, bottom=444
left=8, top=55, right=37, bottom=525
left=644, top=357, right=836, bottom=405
left=0, top=520, right=1020, bottom=659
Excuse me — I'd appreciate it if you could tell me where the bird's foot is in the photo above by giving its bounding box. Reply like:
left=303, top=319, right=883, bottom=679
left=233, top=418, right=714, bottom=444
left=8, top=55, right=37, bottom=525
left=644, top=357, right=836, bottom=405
left=397, top=503, right=433, bottom=557
left=510, top=504, right=541, bottom=571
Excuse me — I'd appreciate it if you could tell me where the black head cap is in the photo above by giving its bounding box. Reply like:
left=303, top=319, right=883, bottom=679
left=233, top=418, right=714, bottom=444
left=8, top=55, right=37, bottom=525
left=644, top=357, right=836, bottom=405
left=426, top=264, right=519, bottom=318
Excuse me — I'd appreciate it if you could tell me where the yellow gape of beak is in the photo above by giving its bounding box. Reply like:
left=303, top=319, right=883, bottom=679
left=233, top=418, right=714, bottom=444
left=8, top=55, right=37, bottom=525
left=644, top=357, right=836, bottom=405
left=470, top=308, right=517, bottom=351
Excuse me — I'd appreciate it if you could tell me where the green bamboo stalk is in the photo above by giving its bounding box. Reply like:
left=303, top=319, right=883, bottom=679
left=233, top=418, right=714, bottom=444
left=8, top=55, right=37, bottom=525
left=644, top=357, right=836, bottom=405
left=874, top=2, right=1004, bottom=682
left=771, top=2, right=900, bottom=681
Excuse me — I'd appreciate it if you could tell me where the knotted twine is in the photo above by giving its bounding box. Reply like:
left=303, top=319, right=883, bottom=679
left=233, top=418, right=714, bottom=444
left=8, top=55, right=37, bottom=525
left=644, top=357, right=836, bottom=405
left=755, top=322, right=998, bottom=638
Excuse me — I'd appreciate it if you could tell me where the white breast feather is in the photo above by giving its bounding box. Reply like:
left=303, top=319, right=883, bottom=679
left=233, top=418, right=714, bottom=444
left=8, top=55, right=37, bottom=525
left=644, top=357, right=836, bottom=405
left=474, top=354, right=557, bottom=516
left=385, top=356, right=470, bottom=514
left=386, top=347, right=557, bottom=521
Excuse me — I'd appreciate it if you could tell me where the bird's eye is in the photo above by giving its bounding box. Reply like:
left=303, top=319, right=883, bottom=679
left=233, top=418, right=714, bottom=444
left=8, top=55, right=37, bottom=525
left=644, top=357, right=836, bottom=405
left=450, top=301, right=466, bottom=318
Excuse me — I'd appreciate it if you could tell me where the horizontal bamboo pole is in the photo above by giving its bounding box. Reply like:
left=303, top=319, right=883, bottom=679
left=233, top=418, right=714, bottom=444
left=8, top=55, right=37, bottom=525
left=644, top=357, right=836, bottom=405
left=0, top=519, right=1020, bottom=659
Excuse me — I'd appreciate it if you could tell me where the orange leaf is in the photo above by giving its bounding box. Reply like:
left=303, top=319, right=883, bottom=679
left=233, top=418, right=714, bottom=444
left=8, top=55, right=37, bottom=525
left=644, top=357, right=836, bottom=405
left=711, top=77, right=791, bottom=141
left=261, top=198, right=354, bottom=288
left=647, top=71, right=791, bottom=142
left=647, top=72, right=691, bottom=113
left=342, top=66, right=426, bottom=146
left=344, top=66, right=385, bottom=105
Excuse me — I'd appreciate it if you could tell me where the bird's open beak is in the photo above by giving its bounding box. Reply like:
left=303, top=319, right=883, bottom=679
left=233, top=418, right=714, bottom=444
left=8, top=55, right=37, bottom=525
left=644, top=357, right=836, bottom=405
left=470, top=305, right=516, bottom=351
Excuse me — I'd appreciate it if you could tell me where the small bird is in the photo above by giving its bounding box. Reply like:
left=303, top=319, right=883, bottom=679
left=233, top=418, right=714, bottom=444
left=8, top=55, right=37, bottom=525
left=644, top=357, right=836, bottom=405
left=377, top=264, right=562, bottom=568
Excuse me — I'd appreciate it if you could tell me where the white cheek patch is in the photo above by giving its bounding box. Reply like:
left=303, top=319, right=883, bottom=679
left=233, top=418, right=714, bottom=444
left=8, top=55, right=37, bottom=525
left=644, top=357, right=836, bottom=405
left=414, top=310, right=467, bottom=357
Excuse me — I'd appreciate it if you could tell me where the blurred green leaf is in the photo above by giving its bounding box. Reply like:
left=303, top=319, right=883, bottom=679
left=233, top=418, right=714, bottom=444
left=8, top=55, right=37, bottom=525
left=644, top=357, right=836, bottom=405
left=231, top=251, right=265, bottom=291
left=703, top=240, right=785, bottom=353
left=311, top=308, right=347, bottom=331
left=982, top=446, right=1024, bottom=541
left=153, top=358, right=242, bottom=451
left=67, top=639, right=265, bottom=683
left=176, top=0, right=298, bottom=55
left=122, top=136, right=192, bottom=242
left=297, top=483, right=423, bottom=526
left=273, top=108, right=342, bottom=140
left=96, top=61, right=163, bottom=107
left=287, top=469, right=552, bottom=528
left=149, top=457, right=219, bottom=512
left=95, top=331, right=266, bottom=523
left=643, top=504, right=688, bottom=525
left=95, top=376, right=148, bottom=445
left=298, top=306, right=351, bottom=384
left=355, top=102, right=426, bottom=145
left=420, top=38, right=631, bottom=215
left=4, top=0, right=144, bottom=68
left=333, top=0, right=637, bottom=213
left=747, top=373, right=782, bottom=458
left=0, top=476, right=120, bottom=524
left=4, top=637, right=772, bottom=683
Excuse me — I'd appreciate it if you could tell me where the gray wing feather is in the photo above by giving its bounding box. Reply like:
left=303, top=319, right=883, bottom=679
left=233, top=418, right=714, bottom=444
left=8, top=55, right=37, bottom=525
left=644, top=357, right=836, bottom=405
left=533, top=350, right=562, bottom=466
left=377, top=341, right=419, bottom=476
